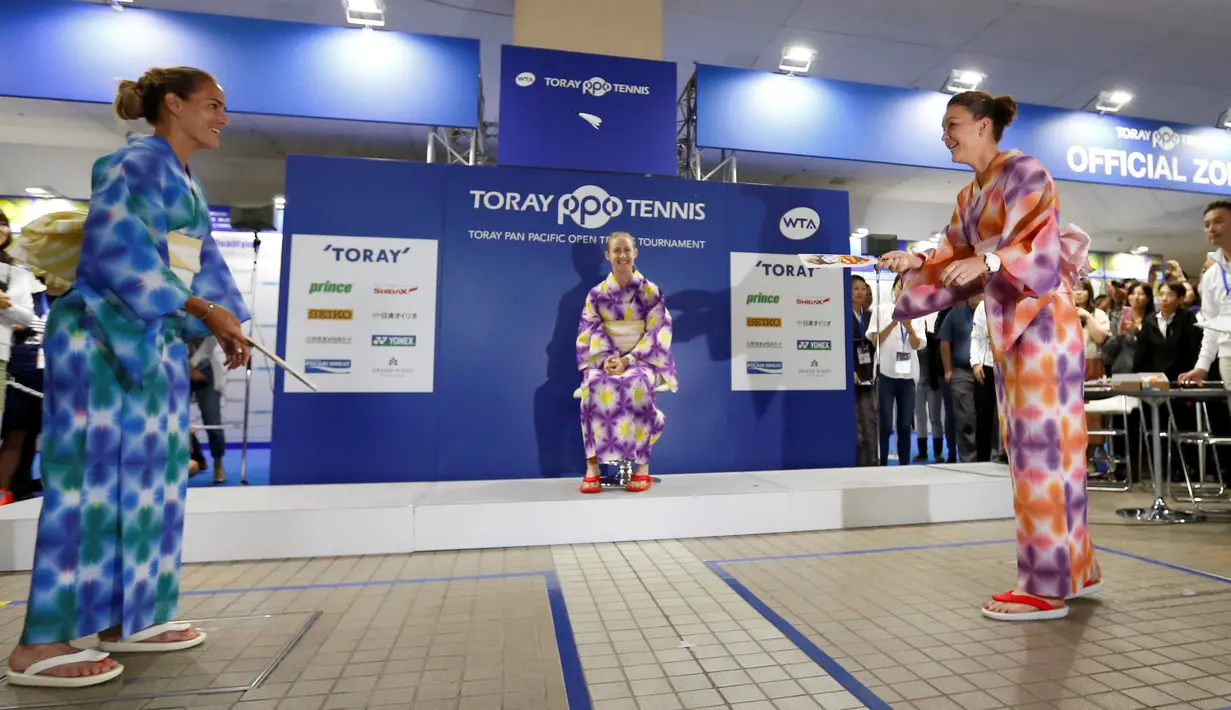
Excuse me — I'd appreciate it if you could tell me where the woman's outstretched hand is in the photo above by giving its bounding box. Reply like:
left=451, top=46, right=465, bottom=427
left=878, top=251, right=923, bottom=273
left=186, top=297, right=250, bottom=369
left=939, top=256, right=989, bottom=287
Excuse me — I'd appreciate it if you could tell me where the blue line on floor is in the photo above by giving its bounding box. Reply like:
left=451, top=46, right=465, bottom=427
left=705, top=560, right=893, bottom=710
left=0, top=568, right=594, bottom=710
left=543, top=570, right=592, bottom=710
left=706, top=539, right=1231, bottom=710
left=709, top=538, right=1015, bottom=565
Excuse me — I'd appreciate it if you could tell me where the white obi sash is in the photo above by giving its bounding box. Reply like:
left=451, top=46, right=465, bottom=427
left=603, top=319, right=645, bottom=354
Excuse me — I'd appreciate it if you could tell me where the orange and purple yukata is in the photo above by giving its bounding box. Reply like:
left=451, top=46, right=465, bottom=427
left=893, top=149, right=1100, bottom=599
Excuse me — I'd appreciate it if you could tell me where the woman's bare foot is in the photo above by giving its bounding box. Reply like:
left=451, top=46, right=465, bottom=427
left=635, top=463, right=650, bottom=477
left=97, top=626, right=200, bottom=645
left=982, top=590, right=1064, bottom=615
left=8, top=643, right=118, bottom=678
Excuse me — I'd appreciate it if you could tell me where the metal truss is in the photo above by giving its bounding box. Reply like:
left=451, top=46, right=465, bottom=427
left=676, top=72, right=737, bottom=182
left=426, top=73, right=496, bottom=166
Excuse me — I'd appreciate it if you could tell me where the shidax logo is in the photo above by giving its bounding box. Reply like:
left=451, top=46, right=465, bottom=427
left=304, top=359, right=351, bottom=375
left=374, top=285, right=418, bottom=296
left=797, top=339, right=832, bottom=351
left=309, top=281, right=352, bottom=294
left=372, top=335, right=417, bottom=347
left=515, top=71, right=536, bottom=87
left=797, top=297, right=831, bottom=306
left=470, top=186, right=705, bottom=230
left=747, top=360, right=783, bottom=375
left=779, top=207, right=821, bottom=240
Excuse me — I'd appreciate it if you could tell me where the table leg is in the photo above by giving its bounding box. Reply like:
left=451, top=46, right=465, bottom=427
left=1116, top=400, right=1203, bottom=523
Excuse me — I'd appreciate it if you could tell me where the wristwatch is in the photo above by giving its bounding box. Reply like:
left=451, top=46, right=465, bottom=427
left=983, top=252, right=1001, bottom=273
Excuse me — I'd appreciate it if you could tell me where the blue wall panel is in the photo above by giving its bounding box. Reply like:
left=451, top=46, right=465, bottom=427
left=272, top=158, right=853, bottom=485
left=0, top=0, right=480, bottom=128
left=696, top=64, right=1231, bottom=195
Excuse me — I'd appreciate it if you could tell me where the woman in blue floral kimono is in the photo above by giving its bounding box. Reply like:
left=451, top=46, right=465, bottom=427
left=6, top=67, right=251, bottom=688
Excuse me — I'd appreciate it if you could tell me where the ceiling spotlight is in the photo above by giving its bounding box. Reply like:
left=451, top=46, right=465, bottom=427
left=1093, top=90, right=1133, bottom=114
left=1132, top=246, right=1149, bottom=254
left=343, top=0, right=384, bottom=27
left=943, top=69, right=984, bottom=95
left=779, top=46, right=816, bottom=74
left=273, top=195, right=287, bottom=208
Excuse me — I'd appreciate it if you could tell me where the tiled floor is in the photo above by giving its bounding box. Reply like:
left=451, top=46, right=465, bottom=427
left=1, top=490, right=1231, bottom=709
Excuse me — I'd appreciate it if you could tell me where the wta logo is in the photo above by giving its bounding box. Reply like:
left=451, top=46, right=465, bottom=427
left=779, top=207, right=820, bottom=240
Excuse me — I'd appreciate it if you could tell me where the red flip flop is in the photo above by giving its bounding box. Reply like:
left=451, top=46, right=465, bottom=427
left=981, top=591, right=1068, bottom=622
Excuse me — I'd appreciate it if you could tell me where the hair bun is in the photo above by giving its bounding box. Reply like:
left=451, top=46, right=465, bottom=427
left=114, top=79, right=146, bottom=121
left=994, top=94, right=1018, bottom=128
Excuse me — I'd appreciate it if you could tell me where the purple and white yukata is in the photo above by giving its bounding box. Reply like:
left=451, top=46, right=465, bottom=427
left=576, top=271, right=678, bottom=465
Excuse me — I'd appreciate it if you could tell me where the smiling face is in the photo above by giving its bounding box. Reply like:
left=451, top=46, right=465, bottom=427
left=851, top=278, right=871, bottom=309
left=166, top=79, right=228, bottom=150
left=606, top=233, right=636, bottom=279
left=1127, top=284, right=1151, bottom=312
left=941, top=105, right=992, bottom=168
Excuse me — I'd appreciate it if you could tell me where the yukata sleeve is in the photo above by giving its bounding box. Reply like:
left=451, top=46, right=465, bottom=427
left=986, top=157, right=1063, bottom=298
left=893, top=204, right=982, bottom=321
left=576, top=289, right=618, bottom=371
left=182, top=230, right=252, bottom=341
left=629, top=282, right=678, bottom=391
left=78, top=149, right=194, bottom=320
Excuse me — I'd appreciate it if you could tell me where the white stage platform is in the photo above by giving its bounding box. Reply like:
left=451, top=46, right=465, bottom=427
left=0, top=463, right=1015, bottom=572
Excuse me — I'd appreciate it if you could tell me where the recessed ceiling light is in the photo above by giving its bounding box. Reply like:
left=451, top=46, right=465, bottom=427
left=1132, top=245, right=1148, bottom=254
left=943, top=69, right=984, bottom=94
left=853, top=227, right=869, bottom=236
left=1095, top=90, right=1133, bottom=114
left=273, top=195, right=287, bottom=208
left=779, top=46, right=816, bottom=74
left=343, top=0, right=384, bottom=27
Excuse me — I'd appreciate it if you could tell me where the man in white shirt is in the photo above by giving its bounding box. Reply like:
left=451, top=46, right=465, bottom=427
left=866, top=276, right=929, bottom=466
left=1180, top=201, right=1231, bottom=386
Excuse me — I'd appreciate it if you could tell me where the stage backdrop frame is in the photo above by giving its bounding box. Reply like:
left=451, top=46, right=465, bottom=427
left=272, top=157, right=853, bottom=485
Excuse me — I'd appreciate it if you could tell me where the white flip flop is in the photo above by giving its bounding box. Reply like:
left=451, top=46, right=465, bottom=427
left=5, top=649, right=124, bottom=688
left=95, top=622, right=207, bottom=653
left=1068, top=579, right=1104, bottom=599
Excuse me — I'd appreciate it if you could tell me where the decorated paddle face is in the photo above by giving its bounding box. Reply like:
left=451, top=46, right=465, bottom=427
left=798, top=254, right=878, bottom=268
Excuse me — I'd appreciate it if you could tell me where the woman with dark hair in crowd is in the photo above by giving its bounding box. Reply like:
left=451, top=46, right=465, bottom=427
left=850, top=274, right=877, bottom=466
left=878, top=90, right=1100, bottom=621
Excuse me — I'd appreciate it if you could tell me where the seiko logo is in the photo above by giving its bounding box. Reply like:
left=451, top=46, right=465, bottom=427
left=746, top=317, right=782, bottom=328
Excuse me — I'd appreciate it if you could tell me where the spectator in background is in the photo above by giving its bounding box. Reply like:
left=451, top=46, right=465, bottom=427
left=939, top=295, right=978, bottom=462
left=913, top=311, right=946, bottom=462
left=1103, top=282, right=1154, bottom=376
left=867, top=274, right=927, bottom=466
left=968, top=298, right=1001, bottom=462
left=1076, top=279, right=1111, bottom=380
left=0, top=210, right=38, bottom=506
left=188, top=336, right=229, bottom=484
left=850, top=275, right=877, bottom=467
left=1104, top=279, right=1128, bottom=332
left=1136, top=281, right=1202, bottom=476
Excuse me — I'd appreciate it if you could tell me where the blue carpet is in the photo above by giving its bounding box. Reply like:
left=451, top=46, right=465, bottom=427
left=187, top=448, right=271, bottom=487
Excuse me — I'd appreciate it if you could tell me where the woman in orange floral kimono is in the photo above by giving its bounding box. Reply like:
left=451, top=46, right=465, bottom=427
left=879, top=90, right=1101, bottom=622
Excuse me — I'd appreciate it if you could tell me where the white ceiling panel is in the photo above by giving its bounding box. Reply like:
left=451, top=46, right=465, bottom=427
left=784, top=0, right=1015, bottom=51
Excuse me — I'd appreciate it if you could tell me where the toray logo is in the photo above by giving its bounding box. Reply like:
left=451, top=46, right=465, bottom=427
left=756, top=260, right=816, bottom=278
left=543, top=75, right=650, bottom=97
left=323, top=244, right=411, bottom=264
left=515, top=72, right=536, bottom=87
left=469, top=186, right=706, bottom=230
left=779, top=207, right=821, bottom=240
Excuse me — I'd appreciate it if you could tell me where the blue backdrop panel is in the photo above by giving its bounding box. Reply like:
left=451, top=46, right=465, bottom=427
left=498, top=45, right=678, bottom=176
left=0, top=0, right=479, bottom=128
left=271, top=158, right=853, bottom=486
left=696, top=64, right=1231, bottom=195
left=272, top=156, right=445, bottom=485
